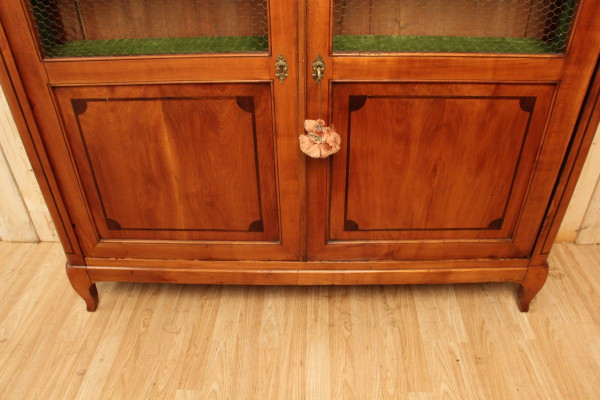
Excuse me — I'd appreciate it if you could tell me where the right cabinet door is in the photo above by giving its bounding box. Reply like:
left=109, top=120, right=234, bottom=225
left=306, top=0, right=600, bottom=261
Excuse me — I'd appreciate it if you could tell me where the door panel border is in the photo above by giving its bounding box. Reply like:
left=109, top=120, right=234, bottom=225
left=336, top=93, right=534, bottom=236
left=53, top=84, right=280, bottom=245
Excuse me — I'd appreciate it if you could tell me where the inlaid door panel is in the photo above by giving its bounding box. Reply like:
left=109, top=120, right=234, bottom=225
left=54, top=83, right=278, bottom=243
left=307, top=81, right=559, bottom=260
left=330, top=83, right=554, bottom=242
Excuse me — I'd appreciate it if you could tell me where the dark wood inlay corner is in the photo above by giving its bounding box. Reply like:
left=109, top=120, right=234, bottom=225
left=348, top=95, right=368, bottom=112
left=487, top=218, right=504, bottom=230
left=235, top=96, right=255, bottom=113
left=344, top=219, right=359, bottom=231
left=519, top=97, right=536, bottom=112
left=71, top=99, right=88, bottom=115
left=106, top=218, right=122, bottom=230
left=248, top=219, right=264, bottom=232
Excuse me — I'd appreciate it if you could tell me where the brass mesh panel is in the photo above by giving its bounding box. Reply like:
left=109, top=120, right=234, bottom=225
left=27, top=0, right=269, bottom=58
left=333, top=0, right=579, bottom=54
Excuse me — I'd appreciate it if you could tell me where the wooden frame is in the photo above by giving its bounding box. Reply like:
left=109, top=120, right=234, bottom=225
left=0, top=0, right=598, bottom=313
left=0, top=0, right=302, bottom=262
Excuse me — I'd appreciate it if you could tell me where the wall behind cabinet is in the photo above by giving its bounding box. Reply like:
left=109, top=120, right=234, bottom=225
left=0, top=84, right=57, bottom=242
left=566, top=124, right=600, bottom=244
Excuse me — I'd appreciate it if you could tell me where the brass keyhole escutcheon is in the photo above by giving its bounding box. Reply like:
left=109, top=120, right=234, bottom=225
left=312, top=55, right=325, bottom=84
left=275, top=54, right=288, bottom=84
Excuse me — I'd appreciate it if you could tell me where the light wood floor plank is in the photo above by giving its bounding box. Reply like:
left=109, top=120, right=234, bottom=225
left=1, top=242, right=600, bottom=399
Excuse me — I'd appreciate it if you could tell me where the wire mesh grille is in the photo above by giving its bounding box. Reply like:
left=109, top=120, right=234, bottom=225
left=27, top=0, right=269, bottom=58
left=333, top=0, right=579, bottom=54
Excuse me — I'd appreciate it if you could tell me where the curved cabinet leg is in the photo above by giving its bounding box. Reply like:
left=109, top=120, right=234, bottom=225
left=517, top=262, right=548, bottom=312
left=65, top=262, right=98, bottom=312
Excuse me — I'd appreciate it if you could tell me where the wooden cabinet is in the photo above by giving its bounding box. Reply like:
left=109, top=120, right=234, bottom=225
left=1, top=0, right=599, bottom=312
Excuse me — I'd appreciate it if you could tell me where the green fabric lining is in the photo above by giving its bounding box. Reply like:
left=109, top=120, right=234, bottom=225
left=34, top=0, right=576, bottom=57
left=332, top=0, right=577, bottom=54
left=44, top=36, right=269, bottom=57
left=333, top=35, right=559, bottom=54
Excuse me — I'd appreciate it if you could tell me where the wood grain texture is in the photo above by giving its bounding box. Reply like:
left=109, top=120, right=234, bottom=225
left=54, top=83, right=278, bottom=242
left=342, top=95, right=525, bottom=232
left=531, top=54, right=600, bottom=260
left=80, top=257, right=530, bottom=311
left=329, top=83, right=553, bottom=243
left=518, top=262, right=549, bottom=312
left=65, top=262, right=98, bottom=312
left=83, top=256, right=529, bottom=270
left=86, top=265, right=526, bottom=286
left=0, top=84, right=57, bottom=241
left=330, top=56, right=564, bottom=81
left=1, top=242, right=600, bottom=398
left=44, top=57, right=272, bottom=85
left=308, top=82, right=556, bottom=260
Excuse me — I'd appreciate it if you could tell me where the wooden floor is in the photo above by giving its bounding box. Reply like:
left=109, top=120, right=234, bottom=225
left=0, top=243, right=599, bottom=399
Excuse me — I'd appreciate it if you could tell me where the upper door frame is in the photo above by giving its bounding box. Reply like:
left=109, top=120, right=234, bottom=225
left=304, top=0, right=600, bottom=261
left=0, top=0, right=303, bottom=261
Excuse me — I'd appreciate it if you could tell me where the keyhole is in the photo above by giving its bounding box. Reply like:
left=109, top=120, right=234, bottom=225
left=275, top=55, right=287, bottom=83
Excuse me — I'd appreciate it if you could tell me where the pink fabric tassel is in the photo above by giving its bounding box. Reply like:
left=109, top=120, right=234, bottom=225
left=299, top=119, right=341, bottom=158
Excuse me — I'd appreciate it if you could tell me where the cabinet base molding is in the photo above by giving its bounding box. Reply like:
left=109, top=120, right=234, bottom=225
left=64, top=260, right=545, bottom=312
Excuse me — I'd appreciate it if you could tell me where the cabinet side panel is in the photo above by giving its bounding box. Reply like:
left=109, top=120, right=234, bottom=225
left=0, top=19, right=82, bottom=261
left=533, top=55, right=600, bottom=259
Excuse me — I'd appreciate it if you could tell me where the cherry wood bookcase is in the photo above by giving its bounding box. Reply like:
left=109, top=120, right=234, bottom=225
left=0, top=0, right=599, bottom=311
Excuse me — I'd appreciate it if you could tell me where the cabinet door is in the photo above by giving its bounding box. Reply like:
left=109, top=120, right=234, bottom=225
left=306, top=0, right=600, bottom=260
left=0, top=0, right=300, bottom=261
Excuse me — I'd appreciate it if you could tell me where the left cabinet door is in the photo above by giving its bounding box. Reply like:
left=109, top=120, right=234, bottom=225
left=0, top=0, right=301, bottom=261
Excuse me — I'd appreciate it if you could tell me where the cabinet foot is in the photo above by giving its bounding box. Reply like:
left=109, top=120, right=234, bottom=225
left=517, top=262, right=548, bottom=312
left=65, top=262, right=98, bottom=312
